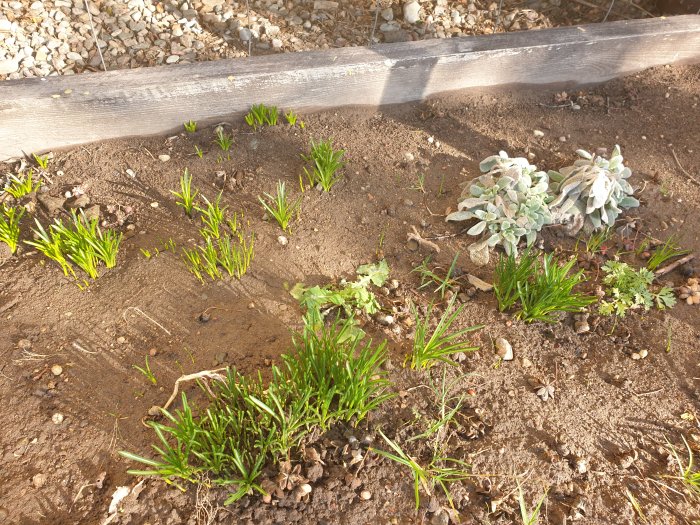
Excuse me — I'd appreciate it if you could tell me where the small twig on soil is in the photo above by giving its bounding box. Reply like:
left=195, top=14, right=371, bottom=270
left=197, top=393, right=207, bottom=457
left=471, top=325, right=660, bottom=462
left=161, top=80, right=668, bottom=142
left=161, top=368, right=229, bottom=412
left=653, top=253, right=695, bottom=279
left=407, top=226, right=440, bottom=253
left=141, top=146, right=156, bottom=161
left=670, top=148, right=700, bottom=187
left=632, top=388, right=663, bottom=397
left=425, top=227, right=469, bottom=241
left=72, top=340, right=97, bottom=354
left=84, top=0, right=106, bottom=72
left=122, top=306, right=172, bottom=336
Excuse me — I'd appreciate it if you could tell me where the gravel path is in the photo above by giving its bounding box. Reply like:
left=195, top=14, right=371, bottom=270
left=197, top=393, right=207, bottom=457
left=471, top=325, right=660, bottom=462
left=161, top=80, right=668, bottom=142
left=0, top=0, right=658, bottom=80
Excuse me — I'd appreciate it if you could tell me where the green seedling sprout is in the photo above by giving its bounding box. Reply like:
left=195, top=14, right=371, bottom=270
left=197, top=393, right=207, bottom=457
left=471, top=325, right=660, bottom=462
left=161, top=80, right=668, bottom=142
left=194, top=145, right=203, bottom=158
left=302, top=138, right=345, bottom=192
left=33, top=153, right=49, bottom=170
left=0, top=204, right=25, bottom=254
left=171, top=168, right=199, bottom=217
left=215, top=128, right=233, bottom=152
left=258, top=180, right=302, bottom=233
left=5, top=171, right=41, bottom=199
left=184, top=120, right=197, bottom=133
left=133, top=356, right=157, bottom=385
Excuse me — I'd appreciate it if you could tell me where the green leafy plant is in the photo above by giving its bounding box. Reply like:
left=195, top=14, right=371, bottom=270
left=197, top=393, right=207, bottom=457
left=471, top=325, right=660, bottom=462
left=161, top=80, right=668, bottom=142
left=407, top=295, right=482, bottom=370
left=446, top=151, right=552, bottom=263
left=258, top=181, right=301, bottom=233
left=194, top=145, right=203, bottom=158
left=285, top=109, right=299, bottom=127
left=183, top=120, right=197, bottom=133
left=599, top=261, right=676, bottom=316
left=245, top=104, right=278, bottom=130
left=33, top=153, right=49, bottom=170
left=302, top=139, right=345, bottom=192
left=5, top=171, right=41, bottom=199
left=646, top=235, right=690, bottom=271
left=0, top=204, right=24, bottom=254
left=182, top=247, right=204, bottom=282
left=412, top=253, right=460, bottom=299
left=494, top=251, right=596, bottom=323
left=411, top=173, right=426, bottom=193
left=120, top=319, right=391, bottom=503
left=215, top=127, right=233, bottom=152
left=290, top=260, right=389, bottom=335
left=217, top=232, right=255, bottom=279
left=25, top=211, right=122, bottom=279
left=196, top=193, right=226, bottom=239
left=372, top=429, right=470, bottom=509
left=171, top=168, right=199, bottom=217
left=667, top=436, right=700, bottom=498
left=549, top=145, right=639, bottom=233
left=517, top=480, right=548, bottom=525
left=134, top=356, right=157, bottom=385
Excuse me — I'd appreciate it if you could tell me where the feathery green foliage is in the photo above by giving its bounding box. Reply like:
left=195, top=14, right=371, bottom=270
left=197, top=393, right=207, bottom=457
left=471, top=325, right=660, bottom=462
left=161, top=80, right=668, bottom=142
left=258, top=180, right=301, bottom=232
left=0, top=204, right=24, bottom=254
left=599, top=261, right=676, bottom=316
left=302, top=139, right=345, bottom=191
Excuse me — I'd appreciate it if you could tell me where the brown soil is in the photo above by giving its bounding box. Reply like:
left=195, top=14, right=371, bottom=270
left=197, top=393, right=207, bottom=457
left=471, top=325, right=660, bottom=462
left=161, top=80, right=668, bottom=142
left=1, top=64, right=699, bottom=525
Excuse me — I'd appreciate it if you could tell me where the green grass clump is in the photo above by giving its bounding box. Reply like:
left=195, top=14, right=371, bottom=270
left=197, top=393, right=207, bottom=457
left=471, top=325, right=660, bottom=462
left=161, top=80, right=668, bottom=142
left=26, top=211, right=122, bottom=280
left=285, top=109, right=304, bottom=128
left=171, top=168, right=199, bottom=217
left=646, top=235, right=690, bottom=271
left=258, top=180, right=301, bottom=233
left=183, top=120, right=197, bottom=133
left=517, top=480, right=548, bottom=525
left=599, top=261, right=676, bottom=316
left=0, top=204, right=24, bottom=254
left=412, top=253, right=460, bottom=300
left=407, top=295, right=482, bottom=370
left=668, top=436, right=700, bottom=498
left=120, top=319, right=391, bottom=504
left=302, top=139, right=345, bottom=192
left=5, top=171, right=41, bottom=199
left=215, top=127, right=233, bottom=152
left=494, top=251, right=596, bottom=323
left=196, top=193, right=226, bottom=239
left=245, top=103, right=279, bottom=130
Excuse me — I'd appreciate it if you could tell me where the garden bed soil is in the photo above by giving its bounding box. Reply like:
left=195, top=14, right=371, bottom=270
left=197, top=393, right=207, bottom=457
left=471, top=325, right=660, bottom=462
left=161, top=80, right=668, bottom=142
left=1, top=63, right=699, bottom=525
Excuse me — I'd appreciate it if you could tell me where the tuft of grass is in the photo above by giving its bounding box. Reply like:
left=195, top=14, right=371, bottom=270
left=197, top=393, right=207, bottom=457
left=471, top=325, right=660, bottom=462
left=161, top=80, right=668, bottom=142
left=302, top=138, right=345, bottom=192
left=285, top=109, right=300, bottom=127
left=5, top=171, right=41, bottom=199
left=258, top=180, right=301, bottom=233
left=171, top=168, right=199, bottom=217
left=134, top=356, right=157, bottom=385
left=33, top=153, right=49, bottom=170
left=582, top=226, right=612, bottom=254
left=517, top=480, right=548, bottom=525
left=0, top=204, right=25, bottom=254
left=412, top=253, right=460, bottom=300
left=196, top=192, right=226, bottom=239
left=183, top=120, right=197, bottom=133
left=668, top=436, right=700, bottom=498
left=411, top=172, right=427, bottom=193
left=494, top=251, right=596, bottom=323
left=646, top=235, right=690, bottom=271
left=245, top=103, right=278, bottom=130
left=214, top=127, right=233, bottom=152
left=407, top=295, right=482, bottom=370
left=120, top=318, right=391, bottom=503
left=25, top=211, right=122, bottom=279
left=372, top=429, right=470, bottom=510
left=194, top=145, right=203, bottom=158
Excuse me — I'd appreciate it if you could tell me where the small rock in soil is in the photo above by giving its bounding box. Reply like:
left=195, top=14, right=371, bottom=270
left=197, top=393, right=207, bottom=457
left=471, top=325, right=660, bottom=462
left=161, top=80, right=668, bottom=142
left=17, top=339, right=32, bottom=350
left=495, top=337, right=513, bottom=361
left=533, top=129, right=545, bottom=138
left=158, top=154, right=171, bottom=162
left=37, top=194, right=66, bottom=215
left=51, top=364, right=63, bottom=376
left=403, top=1, right=421, bottom=23
left=278, top=235, right=288, bottom=246
left=52, top=413, right=64, bottom=424
left=467, top=274, right=493, bottom=292
left=32, top=473, right=47, bottom=489
left=359, top=490, right=371, bottom=500
left=66, top=194, right=90, bottom=209
left=375, top=313, right=394, bottom=326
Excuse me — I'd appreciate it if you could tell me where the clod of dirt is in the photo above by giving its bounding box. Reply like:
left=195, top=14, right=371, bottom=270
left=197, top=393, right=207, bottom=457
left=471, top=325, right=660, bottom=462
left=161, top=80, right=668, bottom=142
left=679, top=278, right=700, bottom=304
left=147, top=405, right=161, bottom=416
left=51, top=413, right=64, bottom=424
left=116, top=336, right=126, bottom=344
left=198, top=312, right=211, bottom=323
left=32, top=473, right=47, bottom=489
left=495, top=337, right=513, bottom=361
left=17, top=339, right=32, bottom=351
left=148, top=348, right=158, bottom=357
left=522, top=357, right=533, bottom=368
left=37, top=194, right=65, bottom=215
left=430, top=510, right=449, bottom=525
left=158, top=154, right=170, bottom=162
left=50, top=364, right=63, bottom=376
left=66, top=194, right=90, bottom=210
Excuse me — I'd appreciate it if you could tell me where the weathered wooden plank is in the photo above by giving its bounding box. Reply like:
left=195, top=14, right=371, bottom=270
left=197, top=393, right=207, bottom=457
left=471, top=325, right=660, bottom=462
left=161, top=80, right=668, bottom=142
left=1, top=15, right=699, bottom=160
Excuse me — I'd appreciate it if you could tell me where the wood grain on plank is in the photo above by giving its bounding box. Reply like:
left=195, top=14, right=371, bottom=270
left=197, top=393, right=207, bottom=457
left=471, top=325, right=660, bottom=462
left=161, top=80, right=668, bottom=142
left=1, top=15, right=699, bottom=160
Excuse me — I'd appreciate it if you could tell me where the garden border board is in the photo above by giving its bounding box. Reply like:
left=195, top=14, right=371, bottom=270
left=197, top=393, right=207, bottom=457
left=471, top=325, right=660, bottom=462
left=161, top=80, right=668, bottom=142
left=1, top=15, right=699, bottom=161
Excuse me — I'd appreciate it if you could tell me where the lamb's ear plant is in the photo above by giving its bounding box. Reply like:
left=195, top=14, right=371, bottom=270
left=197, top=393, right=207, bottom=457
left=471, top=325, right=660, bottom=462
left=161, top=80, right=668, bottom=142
left=183, top=120, right=197, bottom=133
left=0, top=204, right=24, bottom=254
left=5, top=171, right=41, bottom=199
left=646, top=235, right=689, bottom=271
left=446, top=151, right=552, bottom=264
left=548, top=145, right=639, bottom=233
left=302, top=139, right=345, bottom=192
left=171, top=168, right=199, bottom=217
left=407, top=295, right=482, bottom=370
left=258, top=180, right=301, bottom=233
left=599, top=261, right=676, bottom=316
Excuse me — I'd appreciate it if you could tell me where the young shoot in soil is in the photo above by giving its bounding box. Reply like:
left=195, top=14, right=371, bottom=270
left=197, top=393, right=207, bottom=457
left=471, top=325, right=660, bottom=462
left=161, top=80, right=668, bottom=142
left=183, top=120, right=197, bottom=133
left=646, top=235, right=690, bottom=271
left=0, top=204, right=24, bottom=254
left=33, top=153, right=49, bottom=170
left=494, top=251, right=596, bottom=323
left=408, top=295, right=482, bottom=370
left=5, top=171, right=41, bottom=199
left=171, top=168, right=199, bottom=217
left=245, top=103, right=279, bottom=130
left=372, top=429, right=470, bottom=510
left=120, top=318, right=391, bottom=503
left=215, top=127, right=233, bottom=152
left=667, top=436, right=700, bottom=498
left=413, top=253, right=460, bottom=300
left=258, top=180, right=302, bottom=233
left=599, top=261, right=676, bottom=316
left=302, top=139, right=345, bottom=192
left=196, top=193, right=226, bottom=239
left=517, top=480, right=548, bottom=525
left=134, top=356, right=157, bottom=385
left=194, top=145, right=203, bottom=158
left=285, top=109, right=301, bottom=127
